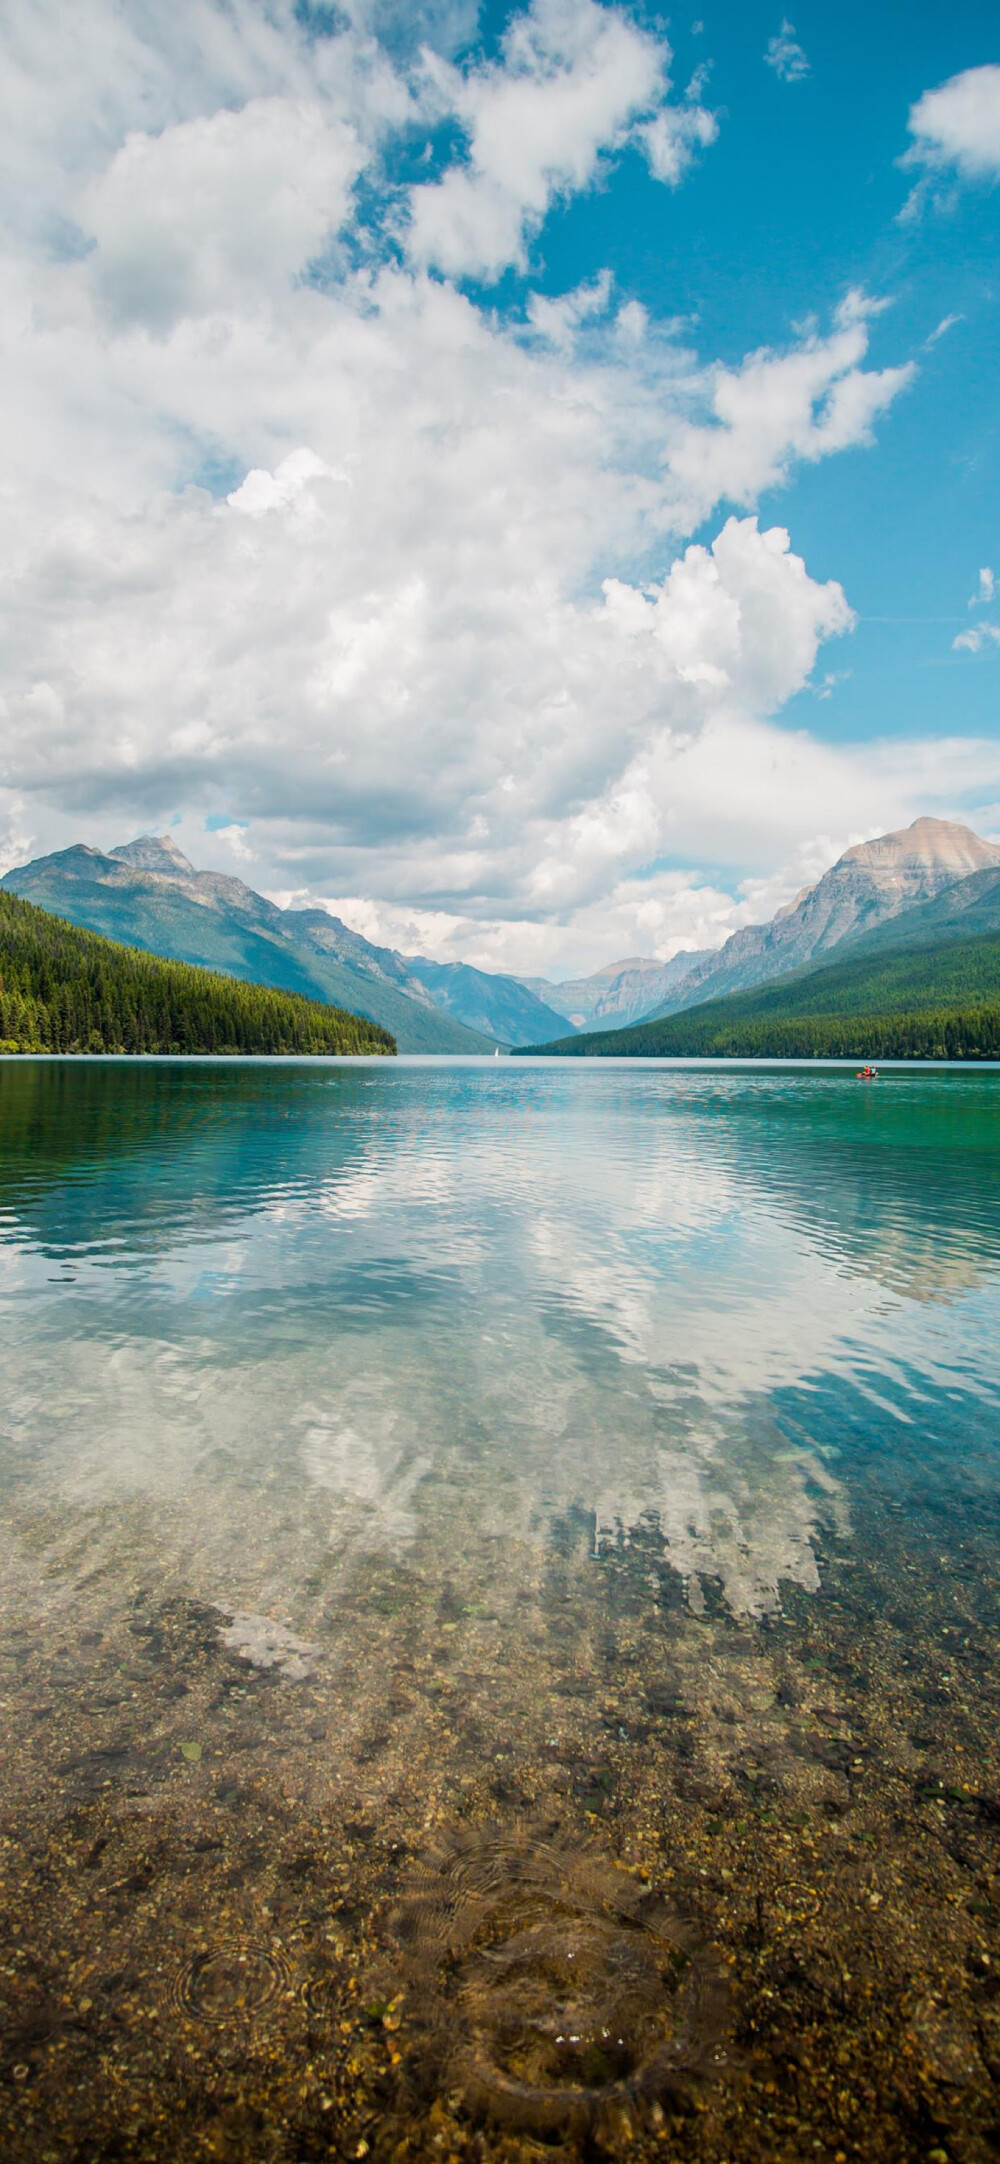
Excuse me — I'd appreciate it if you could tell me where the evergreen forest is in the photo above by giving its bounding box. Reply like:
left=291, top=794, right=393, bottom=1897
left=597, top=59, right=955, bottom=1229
left=0, top=893, right=395, bottom=1057
left=518, top=931, right=1000, bottom=1060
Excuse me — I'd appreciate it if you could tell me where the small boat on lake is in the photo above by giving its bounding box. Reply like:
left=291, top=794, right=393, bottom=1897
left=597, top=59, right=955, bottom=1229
left=856, top=1064, right=879, bottom=1080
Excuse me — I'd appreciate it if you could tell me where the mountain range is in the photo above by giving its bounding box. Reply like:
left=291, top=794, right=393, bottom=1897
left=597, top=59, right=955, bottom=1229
left=638, top=818, right=1000, bottom=1021
left=0, top=838, right=570, bottom=1053
left=516, top=951, right=714, bottom=1030
left=518, top=922, right=1000, bottom=1061
left=519, top=831, right=1000, bottom=1058
left=4, top=816, right=999, bottom=1054
left=1, top=838, right=486, bottom=1053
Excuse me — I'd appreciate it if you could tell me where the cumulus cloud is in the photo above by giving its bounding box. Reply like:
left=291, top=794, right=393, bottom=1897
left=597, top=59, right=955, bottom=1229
left=660, top=292, right=914, bottom=528
left=228, top=447, right=344, bottom=518
left=315, top=872, right=746, bottom=978
left=602, top=518, right=854, bottom=701
left=765, top=20, right=810, bottom=85
left=405, top=0, right=715, bottom=279
left=210, top=820, right=255, bottom=860
left=0, top=0, right=413, bottom=254
left=970, top=566, right=996, bottom=607
left=0, top=0, right=977, bottom=975
left=905, top=64, right=1000, bottom=182
left=80, top=99, right=366, bottom=330
left=310, top=691, right=1000, bottom=978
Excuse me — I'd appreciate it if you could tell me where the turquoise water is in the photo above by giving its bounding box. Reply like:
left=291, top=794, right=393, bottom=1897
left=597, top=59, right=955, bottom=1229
left=1, top=1057, right=999, bottom=2160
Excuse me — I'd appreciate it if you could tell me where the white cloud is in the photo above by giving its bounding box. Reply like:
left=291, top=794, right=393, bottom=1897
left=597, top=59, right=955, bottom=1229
left=602, top=516, right=854, bottom=702
left=640, top=100, right=718, bottom=186
left=905, top=64, right=1000, bottom=184
left=954, top=622, right=1000, bottom=655
left=765, top=20, right=810, bottom=85
left=0, top=0, right=414, bottom=252
left=340, top=1, right=480, bottom=56
left=660, top=292, right=914, bottom=528
left=969, top=566, right=995, bottom=607
left=80, top=98, right=366, bottom=330
left=311, top=695, right=1000, bottom=978
left=317, top=871, right=746, bottom=977
left=211, top=821, right=255, bottom=860
left=405, top=0, right=715, bottom=280
left=924, top=311, right=962, bottom=348
left=227, top=447, right=343, bottom=518
left=0, top=0, right=980, bottom=978
left=0, top=794, right=34, bottom=878
left=526, top=268, right=613, bottom=347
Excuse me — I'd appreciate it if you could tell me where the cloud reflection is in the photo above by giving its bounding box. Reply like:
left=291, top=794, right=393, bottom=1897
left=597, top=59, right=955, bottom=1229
left=0, top=1061, right=997, bottom=1619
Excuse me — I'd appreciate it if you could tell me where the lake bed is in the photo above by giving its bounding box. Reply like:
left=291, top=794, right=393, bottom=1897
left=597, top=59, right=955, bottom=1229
left=1, top=1057, right=998, bottom=2162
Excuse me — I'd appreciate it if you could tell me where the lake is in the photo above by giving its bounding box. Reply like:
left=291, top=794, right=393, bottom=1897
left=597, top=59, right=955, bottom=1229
left=1, top=1056, right=998, bottom=2162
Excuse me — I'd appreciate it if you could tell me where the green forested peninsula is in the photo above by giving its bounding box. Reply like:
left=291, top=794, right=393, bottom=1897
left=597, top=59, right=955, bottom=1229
left=517, top=932, right=1000, bottom=1060
left=0, top=893, right=395, bottom=1057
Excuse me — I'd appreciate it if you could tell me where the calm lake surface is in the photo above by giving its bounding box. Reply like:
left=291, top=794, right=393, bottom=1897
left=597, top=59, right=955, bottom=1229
left=1, top=1057, right=999, bottom=2162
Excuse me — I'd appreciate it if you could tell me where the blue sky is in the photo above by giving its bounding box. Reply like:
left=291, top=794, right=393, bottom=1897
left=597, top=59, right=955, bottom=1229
left=480, top=0, right=999, bottom=749
left=0, top=0, right=997, bottom=974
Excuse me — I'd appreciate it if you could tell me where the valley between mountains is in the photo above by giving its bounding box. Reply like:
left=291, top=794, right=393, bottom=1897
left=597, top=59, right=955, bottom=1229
left=3, top=816, right=1000, bottom=1056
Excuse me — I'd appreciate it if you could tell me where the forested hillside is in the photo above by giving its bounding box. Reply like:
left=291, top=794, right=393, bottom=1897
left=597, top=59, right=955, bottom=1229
left=0, top=894, right=395, bottom=1056
left=517, top=931, right=1000, bottom=1060
left=1, top=840, right=490, bottom=1052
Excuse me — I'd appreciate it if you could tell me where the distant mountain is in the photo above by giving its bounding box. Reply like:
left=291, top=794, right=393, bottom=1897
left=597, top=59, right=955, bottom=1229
left=518, top=951, right=712, bottom=1029
left=1, top=839, right=494, bottom=1054
left=645, top=819, right=1000, bottom=1020
left=516, top=928, right=1000, bottom=1062
left=403, top=956, right=573, bottom=1046
left=0, top=890, right=394, bottom=1056
left=593, top=951, right=715, bottom=1024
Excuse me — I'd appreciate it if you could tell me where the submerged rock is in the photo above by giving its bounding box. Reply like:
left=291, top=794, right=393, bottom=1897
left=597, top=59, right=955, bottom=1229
left=218, top=1611, right=319, bottom=1682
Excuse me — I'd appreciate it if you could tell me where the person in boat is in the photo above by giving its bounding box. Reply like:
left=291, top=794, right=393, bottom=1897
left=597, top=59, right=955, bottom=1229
left=856, top=1064, right=879, bottom=1080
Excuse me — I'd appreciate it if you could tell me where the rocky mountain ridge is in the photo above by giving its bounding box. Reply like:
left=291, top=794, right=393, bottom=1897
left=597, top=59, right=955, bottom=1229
left=1, top=835, right=573, bottom=1050
left=7, top=816, right=998, bottom=1051
left=2, top=840, right=493, bottom=1054
left=518, top=951, right=714, bottom=1029
left=645, top=818, right=1000, bottom=1021
left=843, top=864, right=1000, bottom=957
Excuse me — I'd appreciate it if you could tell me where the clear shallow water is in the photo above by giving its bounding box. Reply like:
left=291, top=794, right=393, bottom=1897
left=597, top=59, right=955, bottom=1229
left=1, top=1057, right=999, bottom=2161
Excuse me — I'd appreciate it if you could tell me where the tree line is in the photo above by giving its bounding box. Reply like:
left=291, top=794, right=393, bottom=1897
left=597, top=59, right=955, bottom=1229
left=0, top=892, right=395, bottom=1057
left=520, top=1004, right=1000, bottom=1061
left=517, top=929, right=1000, bottom=1060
